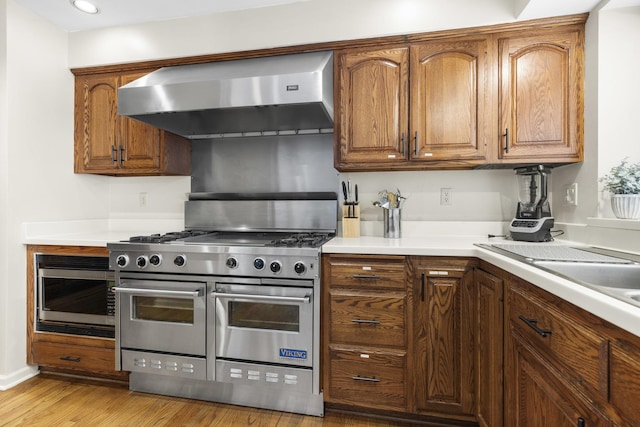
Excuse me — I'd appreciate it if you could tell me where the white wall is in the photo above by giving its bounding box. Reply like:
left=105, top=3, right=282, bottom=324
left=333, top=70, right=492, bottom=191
left=68, top=0, right=516, bottom=68
left=0, top=0, right=8, bottom=379
left=552, top=4, right=640, bottom=223
left=0, top=0, right=109, bottom=387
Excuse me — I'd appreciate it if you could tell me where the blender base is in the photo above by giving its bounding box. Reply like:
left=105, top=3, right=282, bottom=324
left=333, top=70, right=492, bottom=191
left=509, top=217, right=554, bottom=242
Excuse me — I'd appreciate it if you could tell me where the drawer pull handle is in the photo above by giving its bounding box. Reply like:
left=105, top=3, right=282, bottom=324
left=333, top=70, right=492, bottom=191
left=351, top=274, right=381, bottom=279
left=352, top=375, right=381, bottom=383
left=60, top=356, right=81, bottom=363
left=351, top=319, right=381, bottom=325
left=519, top=315, right=552, bottom=337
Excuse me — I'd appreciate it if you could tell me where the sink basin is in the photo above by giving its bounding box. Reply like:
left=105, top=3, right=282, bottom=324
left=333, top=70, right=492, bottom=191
left=533, top=261, right=640, bottom=290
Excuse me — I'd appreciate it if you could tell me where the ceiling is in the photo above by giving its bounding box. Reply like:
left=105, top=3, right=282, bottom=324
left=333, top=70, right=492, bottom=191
left=12, top=0, right=640, bottom=32
left=13, top=0, right=312, bottom=32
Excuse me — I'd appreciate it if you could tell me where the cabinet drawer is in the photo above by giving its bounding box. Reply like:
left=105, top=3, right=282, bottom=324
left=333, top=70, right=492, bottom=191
left=510, top=285, right=608, bottom=399
left=32, top=341, right=117, bottom=375
left=327, top=346, right=406, bottom=410
left=328, top=256, right=406, bottom=290
left=329, top=291, right=406, bottom=347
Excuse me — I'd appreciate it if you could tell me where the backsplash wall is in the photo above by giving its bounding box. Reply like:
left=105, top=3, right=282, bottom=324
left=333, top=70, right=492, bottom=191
left=106, top=167, right=520, bottom=226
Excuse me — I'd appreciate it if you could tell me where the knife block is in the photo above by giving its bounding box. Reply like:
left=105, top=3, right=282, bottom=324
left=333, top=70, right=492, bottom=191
left=342, top=204, right=360, bottom=238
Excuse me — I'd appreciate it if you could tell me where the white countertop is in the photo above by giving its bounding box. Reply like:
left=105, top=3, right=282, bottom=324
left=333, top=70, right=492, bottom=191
left=324, top=235, right=640, bottom=339
left=22, top=219, right=640, bottom=338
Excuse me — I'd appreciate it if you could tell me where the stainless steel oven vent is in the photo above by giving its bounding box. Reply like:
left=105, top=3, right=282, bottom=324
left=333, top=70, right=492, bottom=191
left=118, top=51, right=334, bottom=139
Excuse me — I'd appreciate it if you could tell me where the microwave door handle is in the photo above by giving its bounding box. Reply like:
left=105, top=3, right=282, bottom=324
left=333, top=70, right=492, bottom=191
left=212, top=292, right=311, bottom=304
left=112, top=287, right=202, bottom=298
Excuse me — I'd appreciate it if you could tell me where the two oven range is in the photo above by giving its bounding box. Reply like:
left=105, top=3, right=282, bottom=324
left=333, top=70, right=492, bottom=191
left=108, top=231, right=331, bottom=416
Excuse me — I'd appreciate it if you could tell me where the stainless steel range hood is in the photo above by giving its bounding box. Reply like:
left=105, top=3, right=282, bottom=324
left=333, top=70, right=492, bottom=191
left=118, top=51, right=334, bottom=139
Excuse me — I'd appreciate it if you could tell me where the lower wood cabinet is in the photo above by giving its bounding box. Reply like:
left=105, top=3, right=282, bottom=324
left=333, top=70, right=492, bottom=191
left=510, top=332, right=609, bottom=427
left=322, top=254, right=409, bottom=413
left=475, top=263, right=505, bottom=427
left=411, top=257, right=477, bottom=420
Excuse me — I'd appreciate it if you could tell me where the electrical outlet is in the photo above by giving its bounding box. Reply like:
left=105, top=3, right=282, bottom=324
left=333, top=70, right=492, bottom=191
left=440, top=188, right=452, bottom=206
left=563, top=183, right=578, bottom=206
left=139, top=192, right=148, bottom=207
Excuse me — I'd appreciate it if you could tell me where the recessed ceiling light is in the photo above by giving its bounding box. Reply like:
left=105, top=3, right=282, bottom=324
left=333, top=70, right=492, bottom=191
left=71, top=0, right=100, bottom=14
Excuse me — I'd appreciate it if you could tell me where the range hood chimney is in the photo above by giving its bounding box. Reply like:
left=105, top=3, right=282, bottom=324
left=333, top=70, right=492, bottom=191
left=118, top=51, right=334, bottom=139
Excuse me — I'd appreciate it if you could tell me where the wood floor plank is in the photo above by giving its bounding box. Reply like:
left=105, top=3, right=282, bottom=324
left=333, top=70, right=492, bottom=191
left=0, top=376, right=417, bottom=426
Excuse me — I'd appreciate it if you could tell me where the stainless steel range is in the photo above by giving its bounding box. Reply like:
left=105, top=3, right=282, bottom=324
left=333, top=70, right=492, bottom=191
left=108, top=197, right=336, bottom=417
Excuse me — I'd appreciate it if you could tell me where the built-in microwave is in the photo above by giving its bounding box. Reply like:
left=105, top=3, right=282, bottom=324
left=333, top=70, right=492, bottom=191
left=35, top=254, right=115, bottom=338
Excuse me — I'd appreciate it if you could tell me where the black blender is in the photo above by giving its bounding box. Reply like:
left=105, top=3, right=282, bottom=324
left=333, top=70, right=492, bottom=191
left=509, top=165, right=554, bottom=242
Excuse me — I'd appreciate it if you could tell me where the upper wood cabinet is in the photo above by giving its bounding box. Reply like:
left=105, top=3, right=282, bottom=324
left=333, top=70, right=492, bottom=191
left=335, top=47, right=409, bottom=166
left=410, top=38, right=489, bottom=165
left=335, top=19, right=585, bottom=171
left=335, top=37, right=489, bottom=171
left=74, top=71, right=190, bottom=176
left=495, top=26, right=584, bottom=164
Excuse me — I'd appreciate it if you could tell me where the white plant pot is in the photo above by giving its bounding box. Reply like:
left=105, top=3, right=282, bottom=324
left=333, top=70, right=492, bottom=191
left=611, top=194, right=640, bottom=219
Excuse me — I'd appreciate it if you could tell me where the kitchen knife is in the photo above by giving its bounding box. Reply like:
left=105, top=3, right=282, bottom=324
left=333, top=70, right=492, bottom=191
left=342, top=181, right=348, bottom=203
left=355, top=184, right=358, bottom=205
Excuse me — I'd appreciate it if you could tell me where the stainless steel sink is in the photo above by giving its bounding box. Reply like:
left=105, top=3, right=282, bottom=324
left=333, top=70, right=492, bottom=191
left=533, top=261, right=640, bottom=290
left=476, top=243, right=640, bottom=308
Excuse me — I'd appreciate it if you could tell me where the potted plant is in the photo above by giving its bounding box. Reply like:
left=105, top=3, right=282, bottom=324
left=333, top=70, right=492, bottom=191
left=599, top=158, right=640, bottom=219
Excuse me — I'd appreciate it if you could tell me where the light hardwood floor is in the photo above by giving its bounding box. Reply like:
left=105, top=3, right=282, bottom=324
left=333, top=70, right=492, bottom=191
left=0, top=375, right=418, bottom=426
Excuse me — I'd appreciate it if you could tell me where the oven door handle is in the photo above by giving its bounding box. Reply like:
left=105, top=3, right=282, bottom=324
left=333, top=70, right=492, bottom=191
left=113, top=287, right=203, bottom=298
left=212, top=292, right=311, bottom=304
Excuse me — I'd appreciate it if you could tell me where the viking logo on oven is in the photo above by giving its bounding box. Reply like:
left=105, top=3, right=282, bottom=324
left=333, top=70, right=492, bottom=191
left=279, top=348, right=307, bottom=360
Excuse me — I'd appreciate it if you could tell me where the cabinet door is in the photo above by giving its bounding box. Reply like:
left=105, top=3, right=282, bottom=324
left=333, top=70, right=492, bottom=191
left=476, top=269, right=504, bottom=427
left=74, top=74, right=120, bottom=173
left=509, top=333, right=609, bottom=427
left=118, top=72, right=162, bottom=171
left=410, top=38, right=488, bottom=164
left=497, top=28, right=583, bottom=162
left=414, top=266, right=475, bottom=416
left=336, top=47, right=409, bottom=167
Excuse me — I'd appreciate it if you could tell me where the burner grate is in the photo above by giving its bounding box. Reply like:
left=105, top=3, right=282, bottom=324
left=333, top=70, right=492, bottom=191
left=129, top=230, right=211, bottom=244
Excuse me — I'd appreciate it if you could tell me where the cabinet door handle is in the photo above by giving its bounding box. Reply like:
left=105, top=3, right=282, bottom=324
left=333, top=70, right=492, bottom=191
left=401, top=133, right=405, bottom=156
left=118, top=145, right=125, bottom=165
left=351, top=375, right=381, bottom=383
left=351, top=274, right=381, bottom=280
left=60, top=356, right=81, bottom=363
left=351, top=319, right=381, bottom=325
left=577, top=418, right=585, bottom=427
left=504, top=128, right=510, bottom=153
left=421, top=272, right=425, bottom=302
left=518, top=315, right=552, bottom=337
left=414, top=131, right=419, bottom=155
left=111, top=145, right=117, bottom=164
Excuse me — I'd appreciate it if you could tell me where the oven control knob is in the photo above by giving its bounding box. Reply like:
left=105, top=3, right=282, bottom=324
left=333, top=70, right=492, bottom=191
left=116, top=255, right=129, bottom=268
left=174, top=255, right=186, bottom=267
left=294, top=262, right=306, bottom=275
left=253, top=258, right=265, bottom=270
left=269, top=261, right=282, bottom=273
left=136, top=256, right=148, bottom=268
left=149, top=254, right=161, bottom=266
left=226, top=257, right=238, bottom=269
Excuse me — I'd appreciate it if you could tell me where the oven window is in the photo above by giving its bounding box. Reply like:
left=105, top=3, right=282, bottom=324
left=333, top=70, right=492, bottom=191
left=228, top=302, right=299, bottom=332
left=42, top=277, right=108, bottom=315
left=132, top=296, right=194, bottom=324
